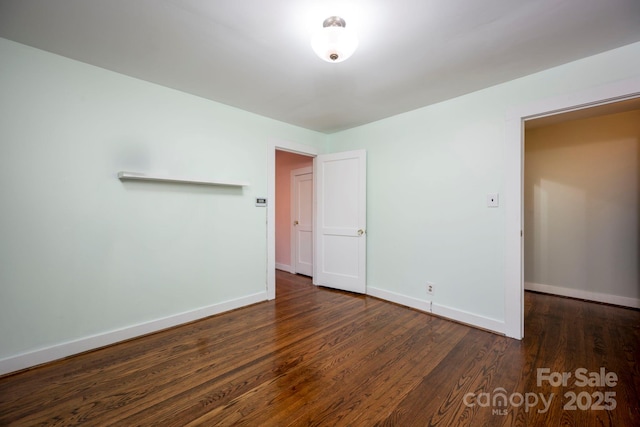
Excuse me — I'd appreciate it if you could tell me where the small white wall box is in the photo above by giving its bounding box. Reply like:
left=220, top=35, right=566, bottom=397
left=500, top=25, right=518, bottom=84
left=255, top=198, right=267, bottom=207
left=487, top=193, right=499, bottom=207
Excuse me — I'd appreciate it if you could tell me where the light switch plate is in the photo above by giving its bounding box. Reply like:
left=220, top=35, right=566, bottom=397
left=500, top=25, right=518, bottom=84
left=487, top=193, right=499, bottom=207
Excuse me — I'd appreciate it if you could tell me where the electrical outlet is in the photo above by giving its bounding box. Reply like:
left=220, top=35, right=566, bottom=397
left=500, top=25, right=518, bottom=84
left=426, top=282, right=435, bottom=295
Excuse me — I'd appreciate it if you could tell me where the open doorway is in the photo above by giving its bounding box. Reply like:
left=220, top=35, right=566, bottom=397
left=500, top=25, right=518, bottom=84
left=504, top=77, right=640, bottom=339
left=275, top=150, right=314, bottom=276
left=267, top=141, right=368, bottom=301
left=524, top=100, right=640, bottom=309
left=267, top=140, right=319, bottom=300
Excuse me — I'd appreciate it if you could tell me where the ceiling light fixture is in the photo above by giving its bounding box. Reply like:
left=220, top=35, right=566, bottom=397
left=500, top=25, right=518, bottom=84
left=311, top=16, right=358, bottom=63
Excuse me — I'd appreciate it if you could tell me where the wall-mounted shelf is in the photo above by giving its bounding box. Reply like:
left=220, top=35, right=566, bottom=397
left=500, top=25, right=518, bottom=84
left=117, top=172, right=249, bottom=187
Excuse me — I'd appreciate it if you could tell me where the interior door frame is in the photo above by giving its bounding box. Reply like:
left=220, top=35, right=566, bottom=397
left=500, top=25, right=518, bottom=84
left=267, top=139, right=319, bottom=300
left=504, top=76, right=640, bottom=339
left=290, top=166, right=313, bottom=276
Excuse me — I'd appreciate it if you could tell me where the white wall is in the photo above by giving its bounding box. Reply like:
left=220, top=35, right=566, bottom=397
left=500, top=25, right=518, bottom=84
left=0, top=38, right=324, bottom=372
left=524, top=110, right=640, bottom=306
left=328, top=41, right=640, bottom=331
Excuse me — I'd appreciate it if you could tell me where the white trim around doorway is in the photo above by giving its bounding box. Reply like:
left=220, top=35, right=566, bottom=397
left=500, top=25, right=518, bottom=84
left=504, top=76, right=640, bottom=339
left=267, top=139, right=319, bottom=300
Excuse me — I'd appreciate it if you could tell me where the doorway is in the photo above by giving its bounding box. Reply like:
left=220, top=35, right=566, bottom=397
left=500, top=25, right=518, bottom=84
left=275, top=151, right=314, bottom=276
left=267, top=140, right=368, bottom=300
left=524, top=101, right=640, bottom=308
left=504, top=77, right=640, bottom=339
left=267, top=140, right=319, bottom=300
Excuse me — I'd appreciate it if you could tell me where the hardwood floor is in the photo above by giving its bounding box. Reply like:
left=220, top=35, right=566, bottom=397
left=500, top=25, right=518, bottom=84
left=0, top=271, right=638, bottom=426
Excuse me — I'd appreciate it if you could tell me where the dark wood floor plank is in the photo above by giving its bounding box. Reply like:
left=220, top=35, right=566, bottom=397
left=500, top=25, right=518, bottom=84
left=123, top=298, right=392, bottom=425
left=0, top=272, right=638, bottom=426
left=269, top=313, right=464, bottom=426
left=181, top=296, right=413, bottom=425
left=91, top=287, right=379, bottom=425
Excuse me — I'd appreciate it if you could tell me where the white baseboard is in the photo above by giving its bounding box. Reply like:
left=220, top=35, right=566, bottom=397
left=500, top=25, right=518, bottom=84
left=0, top=291, right=268, bottom=376
left=275, top=263, right=294, bottom=273
left=525, top=282, right=640, bottom=309
left=367, top=286, right=505, bottom=335
left=367, top=287, right=432, bottom=312
left=431, top=303, right=505, bottom=335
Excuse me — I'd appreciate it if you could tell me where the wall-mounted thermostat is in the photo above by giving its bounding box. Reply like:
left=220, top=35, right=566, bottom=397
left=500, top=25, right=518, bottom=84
left=255, top=198, right=267, bottom=207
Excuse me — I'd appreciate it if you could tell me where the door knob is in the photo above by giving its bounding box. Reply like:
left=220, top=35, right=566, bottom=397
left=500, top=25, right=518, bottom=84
left=358, top=229, right=365, bottom=236
left=294, top=221, right=299, bottom=225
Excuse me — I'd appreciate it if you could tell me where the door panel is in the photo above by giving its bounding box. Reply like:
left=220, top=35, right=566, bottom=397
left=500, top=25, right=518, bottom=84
left=322, top=160, right=359, bottom=228
left=323, top=235, right=359, bottom=276
left=315, top=150, right=366, bottom=293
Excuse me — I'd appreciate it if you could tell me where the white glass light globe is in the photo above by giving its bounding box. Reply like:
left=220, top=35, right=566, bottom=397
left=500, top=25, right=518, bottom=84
left=311, top=24, right=358, bottom=63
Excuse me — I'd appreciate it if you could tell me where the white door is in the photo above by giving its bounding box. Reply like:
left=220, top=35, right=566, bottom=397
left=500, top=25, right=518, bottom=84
left=291, top=167, right=313, bottom=276
left=314, top=150, right=367, bottom=293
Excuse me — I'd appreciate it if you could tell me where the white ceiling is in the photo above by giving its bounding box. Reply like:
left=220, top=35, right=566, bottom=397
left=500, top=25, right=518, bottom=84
left=1, top=0, right=640, bottom=133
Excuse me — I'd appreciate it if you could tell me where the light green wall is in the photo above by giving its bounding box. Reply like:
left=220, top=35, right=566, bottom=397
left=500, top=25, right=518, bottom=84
left=2, top=34, right=640, bottom=364
left=0, top=38, right=325, bottom=359
left=525, top=110, right=640, bottom=298
left=327, top=41, right=640, bottom=322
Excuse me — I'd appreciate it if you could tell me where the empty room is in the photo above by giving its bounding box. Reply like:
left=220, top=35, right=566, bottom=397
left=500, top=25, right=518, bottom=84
left=1, top=1, right=639, bottom=425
